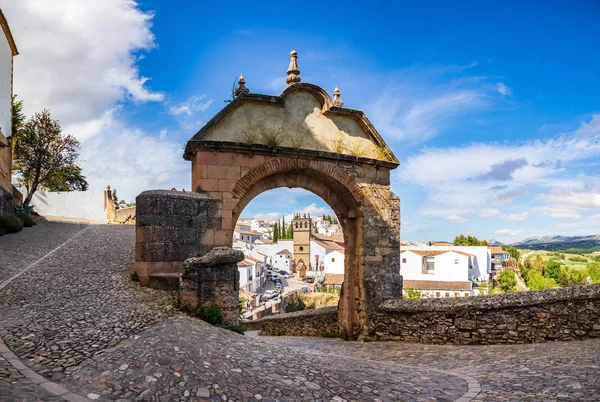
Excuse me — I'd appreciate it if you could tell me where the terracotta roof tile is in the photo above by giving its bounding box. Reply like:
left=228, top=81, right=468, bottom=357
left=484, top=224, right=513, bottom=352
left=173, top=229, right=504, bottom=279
left=276, top=249, right=292, bottom=255
left=322, top=274, right=344, bottom=285
left=400, top=250, right=450, bottom=257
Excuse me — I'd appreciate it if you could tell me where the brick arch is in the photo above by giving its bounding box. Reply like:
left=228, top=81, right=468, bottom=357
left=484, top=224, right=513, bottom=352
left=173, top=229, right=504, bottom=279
left=232, top=158, right=363, bottom=208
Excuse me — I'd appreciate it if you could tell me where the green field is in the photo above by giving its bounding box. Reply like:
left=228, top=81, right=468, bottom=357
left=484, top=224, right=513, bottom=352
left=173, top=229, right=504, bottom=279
left=527, top=250, right=596, bottom=270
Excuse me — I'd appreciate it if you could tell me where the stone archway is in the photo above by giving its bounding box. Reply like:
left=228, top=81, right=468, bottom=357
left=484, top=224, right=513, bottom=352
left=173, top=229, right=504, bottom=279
left=136, top=51, right=403, bottom=339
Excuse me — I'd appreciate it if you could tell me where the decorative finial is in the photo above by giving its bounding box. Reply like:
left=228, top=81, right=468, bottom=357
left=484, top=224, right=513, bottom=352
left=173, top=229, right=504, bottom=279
left=332, top=86, right=344, bottom=107
left=235, top=75, right=250, bottom=96
left=286, top=50, right=301, bottom=85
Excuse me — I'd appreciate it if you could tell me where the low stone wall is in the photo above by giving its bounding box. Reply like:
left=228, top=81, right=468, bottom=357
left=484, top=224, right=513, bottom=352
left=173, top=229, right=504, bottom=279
left=0, top=186, right=14, bottom=215
left=113, top=205, right=136, bottom=224
left=135, top=190, right=221, bottom=286
left=374, top=284, right=600, bottom=344
left=242, top=306, right=339, bottom=337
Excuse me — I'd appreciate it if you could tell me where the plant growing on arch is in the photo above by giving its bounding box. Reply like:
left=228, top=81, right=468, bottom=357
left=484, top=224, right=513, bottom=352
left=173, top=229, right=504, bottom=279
left=12, top=109, right=87, bottom=206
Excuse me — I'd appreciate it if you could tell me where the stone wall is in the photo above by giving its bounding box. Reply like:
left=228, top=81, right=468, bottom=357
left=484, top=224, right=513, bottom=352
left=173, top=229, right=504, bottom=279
left=0, top=185, right=13, bottom=215
left=242, top=306, right=339, bottom=337
left=104, top=187, right=136, bottom=224
left=135, top=190, right=221, bottom=286
left=242, top=285, right=600, bottom=344
left=374, top=284, right=600, bottom=344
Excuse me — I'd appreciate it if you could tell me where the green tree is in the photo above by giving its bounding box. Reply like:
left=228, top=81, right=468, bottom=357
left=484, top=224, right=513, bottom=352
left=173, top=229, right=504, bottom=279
left=496, top=270, right=517, bottom=293
left=526, top=271, right=558, bottom=290
left=43, top=165, right=88, bottom=192
left=587, top=262, right=599, bottom=282
left=531, top=255, right=546, bottom=276
left=501, top=245, right=521, bottom=261
left=403, top=288, right=422, bottom=300
left=12, top=109, right=86, bottom=206
left=453, top=234, right=488, bottom=246
left=286, top=220, right=293, bottom=239
left=556, top=267, right=588, bottom=287
left=273, top=222, right=279, bottom=242
left=281, top=216, right=286, bottom=239
left=11, top=95, right=26, bottom=140
left=546, top=260, right=562, bottom=282
left=313, top=223, right=318, bottom=234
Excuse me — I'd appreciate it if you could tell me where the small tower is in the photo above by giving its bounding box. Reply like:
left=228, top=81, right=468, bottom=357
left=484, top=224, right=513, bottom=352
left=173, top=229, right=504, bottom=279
left=292, top=213, right=312, bottom=278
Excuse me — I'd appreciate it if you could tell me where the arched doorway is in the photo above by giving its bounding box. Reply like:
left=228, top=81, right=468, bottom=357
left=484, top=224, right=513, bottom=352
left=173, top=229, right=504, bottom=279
left=182, top=57, right=402, bottom=338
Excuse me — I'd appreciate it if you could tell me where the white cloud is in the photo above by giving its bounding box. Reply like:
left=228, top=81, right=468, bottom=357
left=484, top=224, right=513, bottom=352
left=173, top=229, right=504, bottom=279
left=366, top=66, right=503, bottom=144
left=479, top=208, right=501, bottom=217
left=495, top=229, right=524, bottom=236
left=501, top=212, right=528, bottom=221
left=445, top=214, right=467, bottom=223
left=496, top=83, right=512, bottom=96
left=253, top=212, right=282, bottom=221
left=81, top=125, right=189, bottom=202
left=159, top=129, right=168, bottom=140
left=5, top=0, right=164, bottom=140
left=168, top=95, right=213, bottom=116
left=398, top=113, right=600, bottom=221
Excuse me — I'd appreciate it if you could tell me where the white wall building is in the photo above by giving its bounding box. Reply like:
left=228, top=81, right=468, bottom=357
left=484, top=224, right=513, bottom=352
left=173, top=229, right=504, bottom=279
left=400, top=248, right=488, bottom=297
left=272, top=249, right=293, bottom=271
left=310, top=238, right=345, bottom=275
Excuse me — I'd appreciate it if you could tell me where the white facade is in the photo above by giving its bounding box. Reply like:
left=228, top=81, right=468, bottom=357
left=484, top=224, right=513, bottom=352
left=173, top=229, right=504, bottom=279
left=254, top=240, right=294, bottom=262
left=272, top=250, right=293, bottom=271
left=0, top=26, right=12, bottom=139
left=402, top=245, right=491, bottom=280
left=323, top=250, right=344, bottom=274
left=29, top=190, right=108, bottom=223
left=401, top=250, right=471, bottom=282
left=238, top=263, right=252, bottom=292
left=310, top=239, right=345, bottom=275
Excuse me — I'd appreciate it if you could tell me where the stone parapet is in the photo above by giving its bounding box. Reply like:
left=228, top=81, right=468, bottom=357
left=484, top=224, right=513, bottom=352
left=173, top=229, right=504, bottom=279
left=374, top=284, right=600, bottom=344
left=242, top=306, right=339, bottom=337
left=135, top=190, right=222, bottom=285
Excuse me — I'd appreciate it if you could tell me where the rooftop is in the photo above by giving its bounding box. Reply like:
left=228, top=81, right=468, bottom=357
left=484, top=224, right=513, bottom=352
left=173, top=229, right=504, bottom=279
left=403, top=280, right=472, bottom=291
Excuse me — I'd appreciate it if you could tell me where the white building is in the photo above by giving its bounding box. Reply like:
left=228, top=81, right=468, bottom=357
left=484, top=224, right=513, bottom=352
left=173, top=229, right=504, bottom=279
left=234, top=229, right=263, bottom=243
left=272, top=249, right=293, bottom=271
left=237, top=260, right=253, bottom=292
left=400, top=248, right=488, bottom=297
left=310, top=238, right=345, bottom=275
left=489, top=246, right=511, bottom=279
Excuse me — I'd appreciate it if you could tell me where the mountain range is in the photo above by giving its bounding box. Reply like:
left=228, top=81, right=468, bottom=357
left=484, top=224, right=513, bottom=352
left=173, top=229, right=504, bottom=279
left=511, top=234, right=600, bottom=252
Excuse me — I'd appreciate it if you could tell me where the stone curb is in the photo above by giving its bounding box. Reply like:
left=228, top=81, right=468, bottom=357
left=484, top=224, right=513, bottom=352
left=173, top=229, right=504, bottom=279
left=0, top=226, right=92, bottom=402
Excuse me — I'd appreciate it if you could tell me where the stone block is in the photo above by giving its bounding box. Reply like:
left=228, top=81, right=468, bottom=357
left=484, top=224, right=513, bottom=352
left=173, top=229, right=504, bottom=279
left=218, top=179, right=237, bottom=192
left=206, top=165, right=241, bottom=180
left=196, top=179, right=219, bottom=192
left=148, top=274, right=181, bottom=291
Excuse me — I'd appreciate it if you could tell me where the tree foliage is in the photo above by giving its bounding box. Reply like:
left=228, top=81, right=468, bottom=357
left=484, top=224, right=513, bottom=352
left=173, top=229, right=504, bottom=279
left=501, top=245, right=521, bottom=261
left=496, top=270, right=517, bottom=293
left=526, top=271, right=558, bottom=290
left=12, top=108, right=87, bottom=206
left=453, top=234, right=489, bottom=246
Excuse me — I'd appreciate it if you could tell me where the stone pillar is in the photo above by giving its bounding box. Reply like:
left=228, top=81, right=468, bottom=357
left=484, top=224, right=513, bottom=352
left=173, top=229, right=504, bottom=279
left=183, top=247, right=244, bottom=326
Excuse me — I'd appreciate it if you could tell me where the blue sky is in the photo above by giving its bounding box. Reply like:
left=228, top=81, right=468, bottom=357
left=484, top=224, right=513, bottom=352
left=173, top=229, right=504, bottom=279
left=4, top=0, right=600, bottom=243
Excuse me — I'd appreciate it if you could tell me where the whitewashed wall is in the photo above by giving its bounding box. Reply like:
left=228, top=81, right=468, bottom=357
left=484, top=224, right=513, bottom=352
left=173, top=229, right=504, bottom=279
left=30, top=190, right=107, bottom=222
left=400, top=251, right=470, bottom=282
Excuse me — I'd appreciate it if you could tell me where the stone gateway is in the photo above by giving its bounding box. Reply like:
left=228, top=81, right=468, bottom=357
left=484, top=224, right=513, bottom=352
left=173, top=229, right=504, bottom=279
left=136, top=51, right=403, bottom=339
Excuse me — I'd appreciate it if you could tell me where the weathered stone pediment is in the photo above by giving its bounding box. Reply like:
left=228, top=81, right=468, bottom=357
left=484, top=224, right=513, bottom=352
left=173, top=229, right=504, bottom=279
left=185, top=82, right=398, bottom=165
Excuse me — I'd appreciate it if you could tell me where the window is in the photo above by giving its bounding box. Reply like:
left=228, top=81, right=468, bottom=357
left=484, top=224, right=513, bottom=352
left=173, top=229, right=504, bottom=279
left=422, top=257, right=435, bottom=274
left=454, top=259, right=459, bottom=264
left=295, top=222, right=298, bottom=228
left=304, top=222, right=308, bottom=228
left=332, top=258, right=335, bottom=263
left=435, top=292, right=441, bottom=297
left=299, top=246, right=304, bottom=251
left=454, top=292, right=459, bottom=297
left=445, top=292, right=450, bottom=297
left=464, top=293, right=470, bottom=297
left=402, top=258, right=406, bottom=263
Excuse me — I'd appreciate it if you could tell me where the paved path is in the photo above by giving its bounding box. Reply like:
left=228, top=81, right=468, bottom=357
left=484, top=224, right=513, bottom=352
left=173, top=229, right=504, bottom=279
left=1, top=222, right=600, bottom=401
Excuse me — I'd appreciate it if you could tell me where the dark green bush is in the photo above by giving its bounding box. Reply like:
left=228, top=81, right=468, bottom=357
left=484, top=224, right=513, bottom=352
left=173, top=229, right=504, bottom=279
left=15, top=213, right=36, bottom=227
left=227, top=325, right=245, bottom=334
left=130, top=271, right=139, bottom=282
left=14, top=204, right=35, bottom=215
left=0, top=215, right=24, bottom=234
left=196, top=305, right=223, bottom=325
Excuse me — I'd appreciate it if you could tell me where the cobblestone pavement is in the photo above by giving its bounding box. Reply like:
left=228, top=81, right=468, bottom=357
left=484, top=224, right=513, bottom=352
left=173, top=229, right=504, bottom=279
left=1, top=222, right=600, bottom=401
left=0, top=221, right=86, bottom=283
left=264, top=336, right=600, bottom=401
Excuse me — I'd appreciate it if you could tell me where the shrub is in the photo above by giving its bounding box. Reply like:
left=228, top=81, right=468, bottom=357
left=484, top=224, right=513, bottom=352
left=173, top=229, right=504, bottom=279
left=0, top=215, right=24, bottom=234
left=227, top=325, right=245, bottom=334
left=14, top=204, right=35, bottom=215
left=403, top=287, right=422, bottom=300
left=526, top=271, right=558, bottom=290
left=285, top=294, right=306, bottom=313
left=258, top=126, right=285, bottom=146
left=130, top=271, right=139, bottom=282
left=557, top=266, right=589, bottom=287
left=196, top=305, right=223, bottom=325
left=588, top=262, right=599, bottom=282
left=16, top=213, right=36, bottom=227
left=496, top=270, right=517, bottom=293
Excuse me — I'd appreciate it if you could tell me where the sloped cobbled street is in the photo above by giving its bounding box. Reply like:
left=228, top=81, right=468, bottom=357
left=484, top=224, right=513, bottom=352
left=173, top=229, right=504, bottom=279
left=1, top=221, right=599, bottom=401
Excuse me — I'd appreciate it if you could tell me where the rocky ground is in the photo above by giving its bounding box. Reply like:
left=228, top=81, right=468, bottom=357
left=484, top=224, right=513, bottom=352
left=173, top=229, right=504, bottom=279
left=1, top=222, right=599, bottom=401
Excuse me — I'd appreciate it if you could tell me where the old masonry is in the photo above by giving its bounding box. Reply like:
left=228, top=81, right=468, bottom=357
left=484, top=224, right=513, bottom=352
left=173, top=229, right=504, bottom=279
left=135, top=51, right=402, bottom=340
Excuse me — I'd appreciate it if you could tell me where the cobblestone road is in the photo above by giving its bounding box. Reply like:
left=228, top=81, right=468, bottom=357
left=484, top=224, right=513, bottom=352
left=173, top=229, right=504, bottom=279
left=1, top=222, right=599, bottom=401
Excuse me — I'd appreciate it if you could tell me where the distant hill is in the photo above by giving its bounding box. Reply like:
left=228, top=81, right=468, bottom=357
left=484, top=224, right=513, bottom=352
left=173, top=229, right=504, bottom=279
left=512, top=235, right=600, bottom=253
left=486, top=238, right=504, bottom=246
